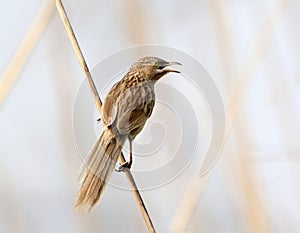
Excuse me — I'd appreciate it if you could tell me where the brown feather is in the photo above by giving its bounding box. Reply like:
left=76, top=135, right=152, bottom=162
left=76, top=127, right=126, bottom=211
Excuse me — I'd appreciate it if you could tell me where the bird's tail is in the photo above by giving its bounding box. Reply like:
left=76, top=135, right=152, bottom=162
left=76, top=127, right=125, bottom=212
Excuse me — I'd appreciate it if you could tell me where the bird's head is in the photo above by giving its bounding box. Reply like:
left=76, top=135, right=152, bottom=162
left=130, top=56, right=181, bottom=81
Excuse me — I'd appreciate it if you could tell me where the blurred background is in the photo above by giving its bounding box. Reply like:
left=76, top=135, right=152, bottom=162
left=1, top=0, right=300, bottom=232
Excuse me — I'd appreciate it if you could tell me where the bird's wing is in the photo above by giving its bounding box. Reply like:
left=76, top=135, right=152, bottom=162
left=101, top=83, right=120, bottom=127
left=116, top=84, right=155, bottom=135
left=117, top=109, right=147, bottom=135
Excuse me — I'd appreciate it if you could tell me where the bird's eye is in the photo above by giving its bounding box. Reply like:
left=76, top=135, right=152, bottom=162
left=155, top=62, right=164, bottom=69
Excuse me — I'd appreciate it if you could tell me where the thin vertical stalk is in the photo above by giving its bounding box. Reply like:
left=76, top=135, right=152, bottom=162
left=54, top=1, right=156, bottom=232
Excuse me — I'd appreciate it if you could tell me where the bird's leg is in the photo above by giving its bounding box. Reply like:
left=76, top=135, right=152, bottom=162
left=115, top=135, right=133, bottom=172
left=129, top=135, right=133, bottom=165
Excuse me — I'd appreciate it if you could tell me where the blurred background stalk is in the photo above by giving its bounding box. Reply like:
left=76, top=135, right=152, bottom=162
left=0, top=0, right=54, bottom=107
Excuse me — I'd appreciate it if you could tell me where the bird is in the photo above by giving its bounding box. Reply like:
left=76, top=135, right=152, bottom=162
left=76, top=56, right=181, bottom=211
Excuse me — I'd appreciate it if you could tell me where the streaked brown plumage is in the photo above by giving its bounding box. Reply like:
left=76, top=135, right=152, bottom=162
left=76, top=57, right=181, bottom=211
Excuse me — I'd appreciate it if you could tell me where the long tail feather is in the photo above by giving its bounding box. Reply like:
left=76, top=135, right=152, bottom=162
left=76, top=127, right=125, bottom=212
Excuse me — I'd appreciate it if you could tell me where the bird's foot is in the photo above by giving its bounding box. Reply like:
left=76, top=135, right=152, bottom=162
left=115, top=161, right=132, bottom=172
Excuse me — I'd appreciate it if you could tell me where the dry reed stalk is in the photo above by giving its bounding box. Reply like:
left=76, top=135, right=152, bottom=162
left=121, top=0, right=151, bottom=44
left=224, top=1, right=288, bottom=229
left=210, top=0, right=288, bottom=231
left=208, top=1, right=267, bottom=232
left=169, top=0, right=288, bottom=232
left=54, top=1, right=156, bottom=232
left=0, top=1, right=54, bottom=231
left=0, top=0, right=55, bottom=107
left=210, top=0, right=287, bottom=231
left=168, top=174, right=209, bottom=233
left=227, top=0, right=289, bottom=129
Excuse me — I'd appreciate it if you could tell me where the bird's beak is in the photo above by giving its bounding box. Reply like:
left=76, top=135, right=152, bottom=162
left=162, top=61, right=182, bottom=73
